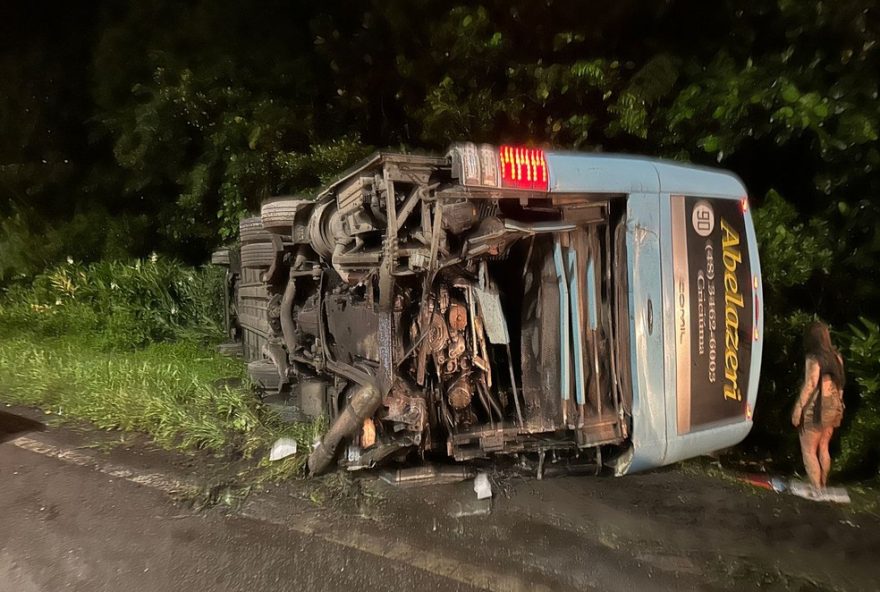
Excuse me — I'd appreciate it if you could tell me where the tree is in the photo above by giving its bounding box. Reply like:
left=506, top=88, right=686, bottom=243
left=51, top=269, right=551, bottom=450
left=2, top=0, right=879, bottom=474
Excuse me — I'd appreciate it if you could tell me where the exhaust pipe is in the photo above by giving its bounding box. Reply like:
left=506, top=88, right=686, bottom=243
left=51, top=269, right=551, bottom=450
left=307, top=383, right=382, bottom=475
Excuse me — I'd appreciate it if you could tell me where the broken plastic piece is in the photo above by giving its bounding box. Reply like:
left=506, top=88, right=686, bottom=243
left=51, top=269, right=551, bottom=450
left=788, top=482, right=850, bottom=504
left=738, top=473, right=774, bottom=490
left=473, top=472, right=493, bottom=499
left=268, top=437, right=298, bottom=461
left=769, top=477, right=788, bottom=493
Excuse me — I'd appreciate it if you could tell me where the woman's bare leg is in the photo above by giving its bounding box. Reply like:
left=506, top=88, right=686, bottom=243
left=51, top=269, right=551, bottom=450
left=818, top=427, right=835, bottom=488
left=799, top=428, right=823, bottom=489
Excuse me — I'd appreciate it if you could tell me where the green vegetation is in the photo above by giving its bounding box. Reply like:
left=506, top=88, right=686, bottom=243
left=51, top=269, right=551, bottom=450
left=0, top=259, right=315, bottom=475
left=0, top=258, right=225, bottom=348
left=0, top=336, right=262, bottom=453
left=837, top=319, right=880, bottom=476
left=2, top=1, right=879, bottom=477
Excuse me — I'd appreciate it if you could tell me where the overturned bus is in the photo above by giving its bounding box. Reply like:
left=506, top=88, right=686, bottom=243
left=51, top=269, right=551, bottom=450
left=215, top=143, right=763, bottom=476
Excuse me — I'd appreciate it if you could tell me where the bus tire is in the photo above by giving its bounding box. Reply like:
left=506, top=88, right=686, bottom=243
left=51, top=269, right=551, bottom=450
left=210, top=248, right=231, bottom=266
left=240, top=242, right=275, bottom=269
left=239, top=216, right=271, bottom=244
left=261, top=197, right=310, bottom=235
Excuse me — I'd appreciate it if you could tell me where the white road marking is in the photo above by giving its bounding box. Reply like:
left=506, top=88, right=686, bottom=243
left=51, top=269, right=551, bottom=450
left=10, top=436, right=191, bottom=493
left=9, top=434, right=551, bottom=592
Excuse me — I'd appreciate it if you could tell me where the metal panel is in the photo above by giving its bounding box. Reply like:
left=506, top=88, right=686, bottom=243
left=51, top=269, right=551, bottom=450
left=566, top=245, right=587, bottom=406
left=654, top=162, right=747, bottom=198
left=520, top=242, right=564, bottom=432
left=553, top=239, right=572, bottom=404
left=474, top=285, right=509, bottom=345
left=545, top=151, right=746, bottom=198
left=586, top=254, right=598, bottom=330
left=546, top=153, right=661, bottom=194
left=623, top=193, right=668, bottom=472
left=744, top=206, right=764, bottom=422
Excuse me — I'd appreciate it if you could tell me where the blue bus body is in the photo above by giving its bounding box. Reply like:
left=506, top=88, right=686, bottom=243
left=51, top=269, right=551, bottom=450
left=545, top=152, right=763, bottom=473
left=229, top=145, right=764, bottom=475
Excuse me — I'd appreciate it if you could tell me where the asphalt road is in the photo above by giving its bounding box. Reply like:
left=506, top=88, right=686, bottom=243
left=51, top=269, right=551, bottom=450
left=1, top=407, right=878, bottom=592
left=0, top=436, right=485, bottom=592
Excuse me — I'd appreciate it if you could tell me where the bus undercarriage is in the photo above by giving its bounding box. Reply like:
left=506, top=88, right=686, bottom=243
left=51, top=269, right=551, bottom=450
left=217, top=149, right=631, bottom=475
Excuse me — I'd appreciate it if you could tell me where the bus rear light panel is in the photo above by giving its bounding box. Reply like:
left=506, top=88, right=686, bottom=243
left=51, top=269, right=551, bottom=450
left=499, top=145, right=549, bottom=191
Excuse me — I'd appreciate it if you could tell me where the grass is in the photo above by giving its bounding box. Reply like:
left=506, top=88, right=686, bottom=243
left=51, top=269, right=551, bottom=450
left=843, top=481, right=880, bottom=517
left=0, top=257, right=320, bottom=481
left=0, top=331, right=324, bottom=480
left=0, top=334, right=270, bottom=453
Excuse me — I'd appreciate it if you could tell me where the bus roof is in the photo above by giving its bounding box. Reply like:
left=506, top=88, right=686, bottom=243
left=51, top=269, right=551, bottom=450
left=545, top=151, right=747, bottom=198
left=317, top=147, right=748, bottom=201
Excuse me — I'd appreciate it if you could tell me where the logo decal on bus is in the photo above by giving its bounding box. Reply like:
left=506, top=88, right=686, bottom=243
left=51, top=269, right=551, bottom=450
left=721, top=219, right=744, bottom=402
left=692, top=200, right=715, bottom=237
left=672, top=195, right=753, bottom=434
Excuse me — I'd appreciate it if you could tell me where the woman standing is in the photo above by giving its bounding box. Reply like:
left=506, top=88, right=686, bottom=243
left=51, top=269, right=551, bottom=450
left=791, top=321, right=846, bottom=490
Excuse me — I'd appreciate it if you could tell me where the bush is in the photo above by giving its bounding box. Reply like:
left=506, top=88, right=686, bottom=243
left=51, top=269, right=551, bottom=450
left=0, top=256, right=225, bottom=348
left=748, top=192, right=880, bottom=479
left=0, top=210, right=156, bottom=283
left=0, top=257, right=323, bottom=472
left=837, top=318, right=880, bottom=477
left=0, top=257, right=313, bottom=466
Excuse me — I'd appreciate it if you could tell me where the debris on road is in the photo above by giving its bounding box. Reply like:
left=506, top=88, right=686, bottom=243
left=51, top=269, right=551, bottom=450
left=379, top=464, right=475, bottom=487
left=788, top=482, right=851, bottom=504
left=738, top=473, right=787, bottom=492
left=268, top=437, right=298, bottom=461
left=738, top=473, right=851, bottom=503
left=448, top=497, right=492, bottom=518
left=473, top=472, right=492, bottom=499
